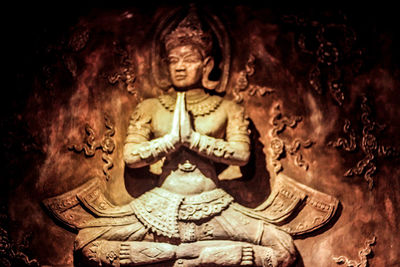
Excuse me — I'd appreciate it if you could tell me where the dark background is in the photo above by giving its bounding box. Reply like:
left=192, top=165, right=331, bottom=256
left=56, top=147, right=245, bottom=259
left=2, top=2, right=400, bottom=266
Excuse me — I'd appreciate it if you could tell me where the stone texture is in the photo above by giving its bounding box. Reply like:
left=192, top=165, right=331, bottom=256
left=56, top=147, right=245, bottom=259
left=2, top=4, right=400, bottom=267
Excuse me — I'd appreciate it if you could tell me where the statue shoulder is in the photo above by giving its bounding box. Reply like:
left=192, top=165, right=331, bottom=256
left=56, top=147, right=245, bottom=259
left=219, top=98, right=247, bottom=116
left=133, top=97, right=162, bottom=113
left=128, top=98, right=166, bottom=122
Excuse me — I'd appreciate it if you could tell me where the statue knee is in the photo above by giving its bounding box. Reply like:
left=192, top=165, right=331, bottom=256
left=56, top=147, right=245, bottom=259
left=275, top=241, right=297, bottom=267
left=258, top=225, right=297, bottom=266
left=278, top=230, right=296, bottom=256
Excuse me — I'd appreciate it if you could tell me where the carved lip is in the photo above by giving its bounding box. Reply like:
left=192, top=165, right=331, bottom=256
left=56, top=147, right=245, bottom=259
left=174, top=75, right=187, bottom=80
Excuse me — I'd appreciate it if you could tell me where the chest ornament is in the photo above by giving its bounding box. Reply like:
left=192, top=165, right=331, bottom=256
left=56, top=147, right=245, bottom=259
left=158, top=94, right=223, bottom=117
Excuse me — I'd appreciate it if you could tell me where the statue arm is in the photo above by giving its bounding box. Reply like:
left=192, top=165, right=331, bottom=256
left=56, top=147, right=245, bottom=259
left=185, top=132, right=250, bottom=166
left=181, top=97, right=250, bottom=166
left=123, top=99, right=180, bottom=168
left=124, top=136, right=178, bottom=168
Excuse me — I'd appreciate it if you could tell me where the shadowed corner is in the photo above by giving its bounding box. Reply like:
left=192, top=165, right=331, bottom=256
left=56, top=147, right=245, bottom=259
left=124, top=164, right=160, bottom=198
left=293, top=246, right=305, bottom=267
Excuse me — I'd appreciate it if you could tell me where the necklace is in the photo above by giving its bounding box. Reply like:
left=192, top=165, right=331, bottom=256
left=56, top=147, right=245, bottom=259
left=158, top=90, right=223, bottom=117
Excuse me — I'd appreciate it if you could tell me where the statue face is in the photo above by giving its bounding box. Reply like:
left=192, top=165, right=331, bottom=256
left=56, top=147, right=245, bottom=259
left=167, top=45, right=204, bottom=89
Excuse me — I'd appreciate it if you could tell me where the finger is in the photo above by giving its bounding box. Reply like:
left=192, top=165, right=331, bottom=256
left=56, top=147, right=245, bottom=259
left=180, top=92, right=189, bottom=122
left=171, top=93, right=181, bottom=133
left=174, top=92, right=182, bottom=116
left=181, top=92, right=186, bottom=112
left=180, top=93, right=192, bottom=138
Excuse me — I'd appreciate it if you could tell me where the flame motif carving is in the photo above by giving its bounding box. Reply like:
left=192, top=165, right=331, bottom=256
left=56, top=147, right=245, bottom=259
left=234, top=54, right=275, bottom=103
left=269, top=105, right=313, bottom=173
left=333, top=236, right=376, bottom=267
left=107, top=42, right=137, bottom=95
left=69, top=114, right=116, bottom=181
left=329, top=96, right=399, bottom=189
left=283, top=13, right=363, bottom=106
left=0, top=209, right=39, bottom=267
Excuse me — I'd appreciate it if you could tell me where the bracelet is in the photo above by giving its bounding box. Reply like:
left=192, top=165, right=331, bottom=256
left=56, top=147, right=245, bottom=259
left=134, top=136, right=175, bottom=160
left=197, top=134, right=215, bottom=156
left=190, top=133, right=236, bottom=159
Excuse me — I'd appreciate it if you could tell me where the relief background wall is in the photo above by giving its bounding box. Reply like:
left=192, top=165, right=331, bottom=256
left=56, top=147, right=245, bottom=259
left=2, top=3, right=400, bottom=267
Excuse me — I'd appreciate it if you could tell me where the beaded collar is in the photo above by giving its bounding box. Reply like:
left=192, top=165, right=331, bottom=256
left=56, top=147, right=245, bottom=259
left=158, top=90, right=223, bottom=117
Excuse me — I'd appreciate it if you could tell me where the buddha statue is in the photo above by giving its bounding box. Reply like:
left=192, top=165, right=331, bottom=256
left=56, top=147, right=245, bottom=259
left=43, top=8, right=339, bottom=267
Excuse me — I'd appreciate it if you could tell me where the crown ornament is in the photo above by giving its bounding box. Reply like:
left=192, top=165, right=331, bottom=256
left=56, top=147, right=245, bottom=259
left=164, top=7, right=212, bottom=56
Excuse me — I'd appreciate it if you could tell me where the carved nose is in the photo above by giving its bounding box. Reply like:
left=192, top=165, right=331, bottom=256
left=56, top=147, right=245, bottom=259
left=175, top=61, right=186, bottom=71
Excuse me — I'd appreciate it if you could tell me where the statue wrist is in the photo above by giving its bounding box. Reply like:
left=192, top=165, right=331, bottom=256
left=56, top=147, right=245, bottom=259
left=131, top=135, right=178, bottom=161
left=165, top=133, right=180, bottom=147
left=188, top=131, right=201, bottom=148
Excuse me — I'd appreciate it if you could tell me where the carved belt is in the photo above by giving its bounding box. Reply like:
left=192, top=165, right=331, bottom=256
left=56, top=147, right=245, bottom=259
left=131, top=187, right=233, bottom=238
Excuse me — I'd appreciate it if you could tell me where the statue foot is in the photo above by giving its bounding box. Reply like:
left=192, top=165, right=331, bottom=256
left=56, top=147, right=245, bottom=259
left=175, top=240, right=253, bottom=266
left=82, top=241, right=178, bottom=266
left=119, top=241, right=177, bottom=265
left=174, top=240, right=285, bottom=267
left=81, top=240, right=287, bottom=267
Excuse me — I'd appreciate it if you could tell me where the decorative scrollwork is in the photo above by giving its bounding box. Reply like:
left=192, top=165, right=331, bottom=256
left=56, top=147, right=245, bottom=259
left=287, top=139, right=314, bottom=171
left=69, top=114, right=116, bottom=181
left=69, top=123, right=98, bottom=156
left=233, top=54, right=274, bottom=103
left=271, top=108, right=302, bottom=137
left=108, top=42, right=137, bottom=95
left=269, top=105, right=313, bottom=173
left=0, top=208, right=39, bottom=267
left=283, top=13, right=363, bottom=106
left=328, top=119, right=357, bottom=152
left=330, top=96, right=399, bottom=189
left=333, top=236, right=376, bottom=267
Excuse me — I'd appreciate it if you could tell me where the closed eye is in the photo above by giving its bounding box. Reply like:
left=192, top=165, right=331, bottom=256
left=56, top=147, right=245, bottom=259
left=168, top=57, right=179, bottom=64
left=183, top=56, right=201, bottom=63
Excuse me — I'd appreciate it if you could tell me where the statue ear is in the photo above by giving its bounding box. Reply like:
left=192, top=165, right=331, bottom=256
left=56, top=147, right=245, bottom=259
left=202, top=57, right=219, bottom=90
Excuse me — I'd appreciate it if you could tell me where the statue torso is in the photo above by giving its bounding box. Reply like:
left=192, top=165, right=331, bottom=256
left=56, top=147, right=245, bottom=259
left=148, top=93, right=228, bottom=195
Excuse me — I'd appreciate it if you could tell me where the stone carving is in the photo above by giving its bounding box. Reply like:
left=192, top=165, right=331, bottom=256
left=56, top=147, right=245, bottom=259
left=44, top=7, right=339, bottom=267
left=329, top=96, right=399, bottom=189
left=108, top=42, right=137, bottom=95
left=283, top=13, right=363, bottom=106
left=270, top=104, right=313, bottom=173
left=68, top=25, right=90, bottom=52
left=329, top=119, right=357, bottom=152
left=233, top=54, right=275, bottom=103
left=62, top=25, right=90, bottom=78
left=0, top=208, right=39, bottom=267
left=333, top=236, right=376, bottom=267
left=287, top=139, right=314, bottom=171
left=69, top=114, right=115, bottom=181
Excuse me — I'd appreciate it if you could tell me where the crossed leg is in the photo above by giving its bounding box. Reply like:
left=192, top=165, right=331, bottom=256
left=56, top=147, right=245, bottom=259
left=77, top=207, right=296, bottom=267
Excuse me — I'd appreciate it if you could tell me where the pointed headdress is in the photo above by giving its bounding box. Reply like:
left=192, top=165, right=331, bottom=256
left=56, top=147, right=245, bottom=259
left=164, top=7, right=212, bottom=57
